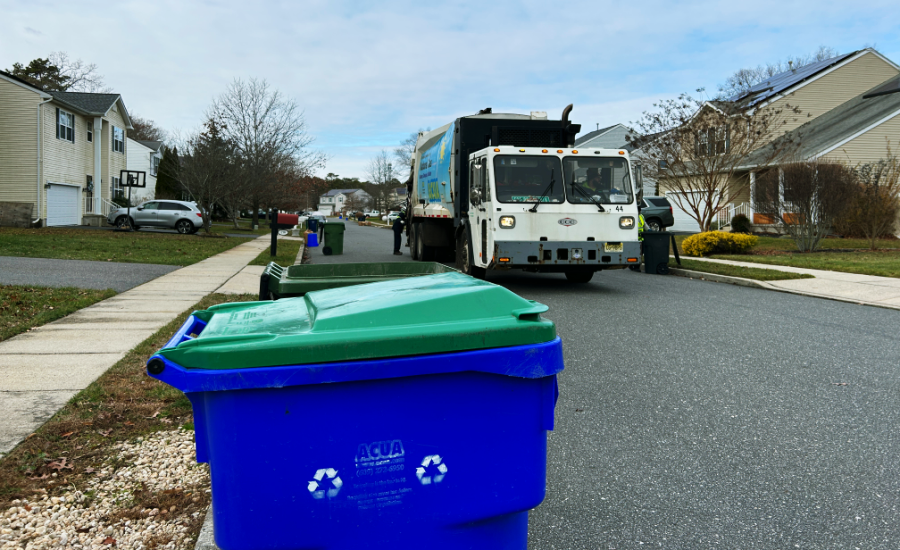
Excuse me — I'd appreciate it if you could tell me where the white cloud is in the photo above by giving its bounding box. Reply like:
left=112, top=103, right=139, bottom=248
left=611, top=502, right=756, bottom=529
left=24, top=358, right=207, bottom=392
left=2, top=0, right=899, bottom=179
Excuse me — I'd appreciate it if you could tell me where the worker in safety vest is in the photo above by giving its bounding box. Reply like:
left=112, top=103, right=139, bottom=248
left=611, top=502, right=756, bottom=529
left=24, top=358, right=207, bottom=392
left=392, top=208, right=406, bottom=255
left=631, top=211, right=646, bottom=271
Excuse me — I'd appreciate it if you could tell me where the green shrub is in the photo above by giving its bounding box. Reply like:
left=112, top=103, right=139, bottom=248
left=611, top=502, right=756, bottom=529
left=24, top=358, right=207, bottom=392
left=682, top=231, right=758, bottom=257
left=730, top=214, right=752, bottom=234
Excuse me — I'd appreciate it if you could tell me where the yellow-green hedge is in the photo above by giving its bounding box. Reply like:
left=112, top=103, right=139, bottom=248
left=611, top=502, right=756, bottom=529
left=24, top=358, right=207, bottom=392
left=682, top=231, right=758, bottom=257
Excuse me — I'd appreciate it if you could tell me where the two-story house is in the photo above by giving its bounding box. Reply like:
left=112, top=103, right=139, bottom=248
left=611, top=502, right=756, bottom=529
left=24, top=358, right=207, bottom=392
left=126, top=138, right=163, bottom=203
left=0, top=70, right=133, bottom=227
left=650, top=48, right=900, bottom=231
left=318, top=188, right=371, bottom=215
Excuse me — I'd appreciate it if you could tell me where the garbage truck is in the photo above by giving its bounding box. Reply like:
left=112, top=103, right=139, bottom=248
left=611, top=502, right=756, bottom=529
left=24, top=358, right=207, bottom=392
left=406, top=106, right=643, bottom=283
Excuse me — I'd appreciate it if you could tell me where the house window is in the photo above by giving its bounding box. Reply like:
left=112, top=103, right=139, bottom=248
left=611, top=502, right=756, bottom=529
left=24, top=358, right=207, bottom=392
left=87, top=121, right=93, bottom=142
left=696, top=126, right=729, bottom=157
left=151, top=156, right=160, bottom=176
left=112, top=176, right=123, bottom=199
left=113, top=126, right=125, bottom=153
left=57, top=109, right=74, bottom=142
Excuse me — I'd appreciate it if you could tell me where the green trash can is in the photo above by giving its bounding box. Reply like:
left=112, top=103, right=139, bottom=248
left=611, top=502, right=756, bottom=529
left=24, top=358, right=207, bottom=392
left=322, top=221, right=346, bottom=255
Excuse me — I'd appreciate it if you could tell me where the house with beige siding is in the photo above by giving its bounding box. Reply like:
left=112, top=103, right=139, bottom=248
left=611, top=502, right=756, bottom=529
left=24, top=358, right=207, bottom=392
left=0, top=70, right=134, bottom=227
left=653, top=48, right=900, bottom=232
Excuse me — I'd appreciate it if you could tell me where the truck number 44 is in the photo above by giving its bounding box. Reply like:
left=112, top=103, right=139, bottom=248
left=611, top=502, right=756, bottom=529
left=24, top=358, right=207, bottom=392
left=615, top=206, right=623, bottom=212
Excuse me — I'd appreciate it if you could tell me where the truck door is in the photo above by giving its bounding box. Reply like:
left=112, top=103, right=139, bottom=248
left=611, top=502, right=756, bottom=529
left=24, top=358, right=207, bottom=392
left=468, top=158, right=491, bottom=267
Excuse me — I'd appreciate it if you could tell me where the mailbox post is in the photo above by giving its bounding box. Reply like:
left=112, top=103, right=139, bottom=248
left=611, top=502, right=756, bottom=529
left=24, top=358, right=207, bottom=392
left=270, top=209, right=299, bottom=257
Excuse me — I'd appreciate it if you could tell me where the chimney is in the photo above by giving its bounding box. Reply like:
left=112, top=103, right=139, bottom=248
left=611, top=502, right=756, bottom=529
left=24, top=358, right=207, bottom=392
left=789, top=60, right=794, bottom=71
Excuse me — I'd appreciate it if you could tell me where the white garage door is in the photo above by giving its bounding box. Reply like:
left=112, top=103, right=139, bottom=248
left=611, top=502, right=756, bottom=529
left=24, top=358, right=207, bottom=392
left=47, top=183, right=81, bottom=226
left=665, top=191, right=716, bottom=233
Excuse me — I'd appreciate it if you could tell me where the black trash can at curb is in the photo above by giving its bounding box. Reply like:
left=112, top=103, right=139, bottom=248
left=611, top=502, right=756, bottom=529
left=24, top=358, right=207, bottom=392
left=643, top=231, right=672, bottom=274
left=322, top=221, right=346, bottom=255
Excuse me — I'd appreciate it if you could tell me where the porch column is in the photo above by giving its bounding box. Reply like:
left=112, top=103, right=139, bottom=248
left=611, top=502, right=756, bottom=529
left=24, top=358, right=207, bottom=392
left=749, top=171, right=756, bottom=217
left=93, top=117, right=103, bottom=213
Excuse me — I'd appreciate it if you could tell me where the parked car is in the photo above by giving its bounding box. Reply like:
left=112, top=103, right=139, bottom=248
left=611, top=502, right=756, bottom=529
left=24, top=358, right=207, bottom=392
left=640, top=196, right=675, bottom=231
left=107, top=200, right=204, bottom=234
left=364, top=210, right=380, bottom=217
left=384, top=211, right=401, bottom=224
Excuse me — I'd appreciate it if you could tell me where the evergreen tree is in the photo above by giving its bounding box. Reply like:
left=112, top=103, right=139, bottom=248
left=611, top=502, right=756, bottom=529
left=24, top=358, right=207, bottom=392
left=155, top=146, right=182, bottom=199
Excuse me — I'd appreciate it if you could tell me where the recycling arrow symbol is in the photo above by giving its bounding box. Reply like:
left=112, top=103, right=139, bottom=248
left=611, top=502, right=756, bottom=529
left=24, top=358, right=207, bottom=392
left=307, top=468, right=342, bottom=499
left=415, top=455, right=448, bottom=485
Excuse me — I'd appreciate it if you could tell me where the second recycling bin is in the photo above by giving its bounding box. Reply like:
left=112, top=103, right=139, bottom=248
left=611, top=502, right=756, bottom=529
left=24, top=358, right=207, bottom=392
left=148, top=273, right=563, bottom=550
left=322, top=220, right=345, bottom=255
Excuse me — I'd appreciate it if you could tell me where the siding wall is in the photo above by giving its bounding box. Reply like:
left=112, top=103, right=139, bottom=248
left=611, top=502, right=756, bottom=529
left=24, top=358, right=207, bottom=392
left=105, top=104, right=128, bottom=201
left=42, top=102, right=95, bottom=200
left=0, top=79, right=41, bottom=213
left=578, top=126, right=632, bottom=149
left=766, top=52, right=899, bottom=137
left=819, top=112, right=900, bottom=165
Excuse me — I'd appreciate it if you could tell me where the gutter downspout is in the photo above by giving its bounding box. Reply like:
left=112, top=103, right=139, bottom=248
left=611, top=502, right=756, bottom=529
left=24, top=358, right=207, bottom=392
left=35, top=97, right=53, bottom=225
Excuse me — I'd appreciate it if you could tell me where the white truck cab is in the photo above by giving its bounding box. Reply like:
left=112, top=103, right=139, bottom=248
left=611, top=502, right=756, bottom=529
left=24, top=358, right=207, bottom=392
left=464, top=146, right=641, bottom=282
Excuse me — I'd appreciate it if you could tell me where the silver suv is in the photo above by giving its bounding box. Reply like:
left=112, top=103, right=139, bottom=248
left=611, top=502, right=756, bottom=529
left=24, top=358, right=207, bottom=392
left=107, top=200, right=203, bottom=234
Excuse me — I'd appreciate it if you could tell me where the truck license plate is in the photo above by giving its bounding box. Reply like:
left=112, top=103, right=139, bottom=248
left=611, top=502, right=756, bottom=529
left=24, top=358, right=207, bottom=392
left=604, top=242, right=623, bottom=252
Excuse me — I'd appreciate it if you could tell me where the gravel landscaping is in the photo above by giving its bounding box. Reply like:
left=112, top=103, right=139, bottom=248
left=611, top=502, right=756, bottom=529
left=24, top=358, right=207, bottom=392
left=0, top=429, right=208, bottom=550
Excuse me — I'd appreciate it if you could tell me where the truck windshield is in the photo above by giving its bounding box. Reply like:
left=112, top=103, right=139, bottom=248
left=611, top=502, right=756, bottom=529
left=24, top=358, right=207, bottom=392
left=493, top=156, right=564, bottom=204
left=563, top=157, right=633, bottom=205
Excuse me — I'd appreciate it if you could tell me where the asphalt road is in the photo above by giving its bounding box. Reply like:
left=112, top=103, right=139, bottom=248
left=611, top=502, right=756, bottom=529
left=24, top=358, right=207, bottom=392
left=0, top=256, right=179, bottom=292
left=312, top=221, right=900, bottom=549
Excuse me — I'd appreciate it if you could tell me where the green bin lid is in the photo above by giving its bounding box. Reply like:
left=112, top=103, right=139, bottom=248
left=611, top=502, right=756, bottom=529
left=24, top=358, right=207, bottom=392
left=159, top=272, right=555, bottom=370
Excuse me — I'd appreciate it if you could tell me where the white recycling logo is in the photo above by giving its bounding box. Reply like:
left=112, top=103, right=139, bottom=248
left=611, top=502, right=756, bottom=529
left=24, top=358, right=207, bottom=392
left=307, top=468, right=342, bottom=499
left=416, top=455, right=448, bottom=485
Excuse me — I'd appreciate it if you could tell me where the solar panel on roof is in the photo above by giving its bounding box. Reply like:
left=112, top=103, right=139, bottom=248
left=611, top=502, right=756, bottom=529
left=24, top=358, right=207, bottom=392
left=727, top=52, right=856, bottom=106
left=863, top=76, right=900, bottom=99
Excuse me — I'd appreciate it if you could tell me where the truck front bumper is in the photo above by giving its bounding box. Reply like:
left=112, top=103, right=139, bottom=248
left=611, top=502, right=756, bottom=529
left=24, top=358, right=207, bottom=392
left=493, top=240, right=641, bottom=270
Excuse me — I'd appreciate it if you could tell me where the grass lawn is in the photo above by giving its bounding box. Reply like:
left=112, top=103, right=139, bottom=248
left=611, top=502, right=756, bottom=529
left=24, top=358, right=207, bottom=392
left=0, top=227, right=248, bottom=266
left=207, top=220, right=269, bottom=236
left=1, top=285, right=117, bottom=342
left=674, top=259, right=815, bottom=281
left=248, top=239, right=303, bottom=266
left=712, top=251, right=900, bottom=278
left=0, top=293, right=256, bottom=538
left=672, top=234, right=900, bottom=278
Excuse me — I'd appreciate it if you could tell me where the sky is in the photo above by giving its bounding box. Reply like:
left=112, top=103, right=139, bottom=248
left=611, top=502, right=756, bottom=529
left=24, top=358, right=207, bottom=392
left=2, top=0, right=899, bottom=180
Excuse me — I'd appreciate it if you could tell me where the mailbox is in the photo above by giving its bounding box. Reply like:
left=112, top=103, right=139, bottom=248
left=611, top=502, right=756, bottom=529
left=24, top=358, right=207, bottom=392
left=275, top=213, right=299, bottom=227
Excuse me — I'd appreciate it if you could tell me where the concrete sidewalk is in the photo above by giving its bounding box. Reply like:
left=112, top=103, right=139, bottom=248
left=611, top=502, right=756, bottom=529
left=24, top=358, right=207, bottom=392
left=0, top=235, right=271, bottom=457
left=675, top=256, right=900, bottom=310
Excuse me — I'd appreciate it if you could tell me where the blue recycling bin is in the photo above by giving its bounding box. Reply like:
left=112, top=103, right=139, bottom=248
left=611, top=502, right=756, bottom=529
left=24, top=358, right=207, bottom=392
left=147, top=273, right=563, bottom=550
left=307, top=232, right=319, bottom=247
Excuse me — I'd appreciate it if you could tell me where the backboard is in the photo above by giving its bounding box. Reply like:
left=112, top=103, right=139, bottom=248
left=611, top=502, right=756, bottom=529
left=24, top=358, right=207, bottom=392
left=120, top=170, right=147, bottom=188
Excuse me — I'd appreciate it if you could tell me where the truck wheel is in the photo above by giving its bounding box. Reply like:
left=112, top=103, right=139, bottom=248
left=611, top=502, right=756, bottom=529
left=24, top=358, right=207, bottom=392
left=455, top=227, right=485, bottom=279
left=410, top=223, right=421, bottom=261
left=565, top=271, right=594, bottom=283
left=416, top=225, right=436, bottom=261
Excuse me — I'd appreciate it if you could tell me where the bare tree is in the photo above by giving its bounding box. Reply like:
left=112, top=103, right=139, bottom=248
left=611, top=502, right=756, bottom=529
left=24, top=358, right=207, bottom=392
left=719, top=46, right=838, bottom=99
left=394, top=131, right=427, bottom=180
left=629, top=93, right=803, bottom=231
left=755, top=161, right=855, bottom=251
left=843, top=143, right=900, bottom=249
left=129, top=114, right=167, bottom=142
left=48, top=52, right=111, bottom=92
left=366, top=150, right=395, bottom=213
left=211, top=78, right=325, bottom=227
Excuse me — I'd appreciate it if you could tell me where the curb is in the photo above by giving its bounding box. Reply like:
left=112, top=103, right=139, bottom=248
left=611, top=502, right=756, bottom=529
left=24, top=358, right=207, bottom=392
left=668, top=267, right=900, bottom=311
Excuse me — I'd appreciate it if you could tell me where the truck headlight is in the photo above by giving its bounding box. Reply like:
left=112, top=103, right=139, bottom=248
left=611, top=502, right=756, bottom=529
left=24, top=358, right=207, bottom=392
left=499, top=216, right=516, bottom=228
left=619, top=216, right=635, bottom=229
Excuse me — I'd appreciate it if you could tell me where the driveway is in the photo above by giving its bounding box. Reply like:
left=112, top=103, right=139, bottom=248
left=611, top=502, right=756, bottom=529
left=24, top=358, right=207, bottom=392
left=0, top=256, right=180, bottom=292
